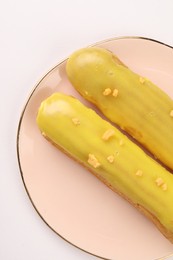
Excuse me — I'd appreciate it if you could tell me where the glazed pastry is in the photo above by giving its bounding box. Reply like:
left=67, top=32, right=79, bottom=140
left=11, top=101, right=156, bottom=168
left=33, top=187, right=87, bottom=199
left=66, top=47, right=173, bottom=171
left=37, top=92, right=173, bottom=243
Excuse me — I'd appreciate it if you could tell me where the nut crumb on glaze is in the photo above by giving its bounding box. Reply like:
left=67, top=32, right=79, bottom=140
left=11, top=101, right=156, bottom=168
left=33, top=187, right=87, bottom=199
left=107, top=155, right=115, bottom=163
left=102, top=129, right=115, bottom=141
left=155, top=177, right=164, bottom=187
left=162, top=183, right=167, bottom=191
left=72, top=117, right=80, bottom=125
left=135, top=170, right=143, bottom=176
left=139, top=77, right=145, bottom=84
left=112, top=88, right=119, bottom=97
left=170, top=110, right=173, bottom=117
left=155, top=178, right=167, bottom=191
left=103, top=88, right=112, bottom=96
left=88, top=154, right=100, bottom=168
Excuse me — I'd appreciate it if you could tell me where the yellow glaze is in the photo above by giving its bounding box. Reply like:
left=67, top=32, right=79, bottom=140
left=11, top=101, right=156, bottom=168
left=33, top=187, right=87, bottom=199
left=66, top=47, right=173, bottom=171
left=37, top=93, right=173, bottom=242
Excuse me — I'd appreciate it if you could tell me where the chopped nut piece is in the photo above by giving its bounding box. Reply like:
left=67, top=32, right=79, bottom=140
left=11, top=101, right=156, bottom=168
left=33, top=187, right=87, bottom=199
left=112, top=88, right=119, bottom=97
left=155, top=177, right=164, bottom=187
left=88, top=154, right=100, bottom=168
left=139, top=77, right=145, bottom=84
left=170, top=110, right=173, bottom=117
left=107, top=155, right=115, bottom=163
left=102, top=129, right=115, bottom=141
left=103, top=88, right=112, bottom=96
left=119, top=139, right=124, bottom=146
left=135, top=170, right=143, bottom=176
left=72, top=117, right=80, bottom=126
left=162, top=183, right=167, bottom=191
left=84, top=91, right=88, bottom=95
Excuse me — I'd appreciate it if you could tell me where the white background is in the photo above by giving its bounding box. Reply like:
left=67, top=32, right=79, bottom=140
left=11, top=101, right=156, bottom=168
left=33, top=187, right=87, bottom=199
left=1, top=0, right=173, bottom=259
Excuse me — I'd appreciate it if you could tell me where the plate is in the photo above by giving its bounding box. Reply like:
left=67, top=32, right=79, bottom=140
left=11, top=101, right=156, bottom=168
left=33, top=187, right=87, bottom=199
left=17, top=37, right=173, bottom=260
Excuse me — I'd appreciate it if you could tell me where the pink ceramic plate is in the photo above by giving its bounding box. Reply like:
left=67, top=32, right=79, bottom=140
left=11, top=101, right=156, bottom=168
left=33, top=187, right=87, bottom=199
left=17, top=37, right=173, bottom=260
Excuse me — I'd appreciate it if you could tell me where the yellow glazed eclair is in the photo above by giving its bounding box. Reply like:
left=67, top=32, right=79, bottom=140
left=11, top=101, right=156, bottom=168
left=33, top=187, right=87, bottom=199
left=66, top=47, right=173, bottom=171
left=37, top=92, right=173, bottom=243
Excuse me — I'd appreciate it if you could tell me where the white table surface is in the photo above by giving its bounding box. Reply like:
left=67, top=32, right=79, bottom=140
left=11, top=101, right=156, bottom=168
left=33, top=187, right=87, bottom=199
left=1, top=0, right=173, bottom=259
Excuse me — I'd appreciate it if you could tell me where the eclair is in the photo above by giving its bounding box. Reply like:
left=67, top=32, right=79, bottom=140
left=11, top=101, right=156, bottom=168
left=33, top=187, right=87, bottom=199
left=37, top=92, right=173, bottom=243
left=66, top=47, right=173, bottom=171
